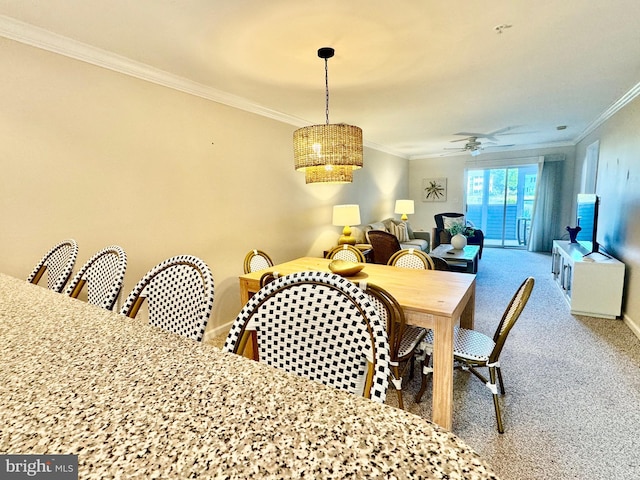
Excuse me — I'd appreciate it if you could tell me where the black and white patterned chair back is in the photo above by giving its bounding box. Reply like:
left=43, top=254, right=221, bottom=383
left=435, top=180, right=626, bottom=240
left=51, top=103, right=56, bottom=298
left=244, top=249, right=274, bottom=274
left=327, top=244, right=365, bottom=263
left=223, top=271, right=390, bottom=403
left=27, top=239, right=79, bottom=293
left=65, top=245, right=127, bottom=310
left=388, top=249, right=434, bottom=270
left=120, top=255, right=214, bottom=342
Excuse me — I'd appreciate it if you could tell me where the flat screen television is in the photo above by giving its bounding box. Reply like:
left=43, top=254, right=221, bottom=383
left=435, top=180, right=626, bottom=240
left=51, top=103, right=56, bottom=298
left=576, top=193, right=599, bottom=254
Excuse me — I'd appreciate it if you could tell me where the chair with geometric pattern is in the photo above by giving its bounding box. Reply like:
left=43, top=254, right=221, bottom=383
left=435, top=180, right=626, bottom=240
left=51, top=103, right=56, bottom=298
left=65, top=245, right=127, bottom=310
left=223, top=271, right=390, bottom=403
left=243, top=249, right=274, bottom=274
left=120, top=255, right=214, bottom=342
left=360, top=282, right=426, bottom=409
left=388, top=248, right=435, bottom=270
left=416, top=276, right=535, bottom=433
left=326, top=244, right=365, bottom=263
left=27, top=239, right=79, bottom=293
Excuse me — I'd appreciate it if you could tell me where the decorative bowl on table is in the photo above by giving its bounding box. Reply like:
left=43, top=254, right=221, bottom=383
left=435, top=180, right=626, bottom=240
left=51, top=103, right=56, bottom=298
left=328, top=259, right=364, bottom=277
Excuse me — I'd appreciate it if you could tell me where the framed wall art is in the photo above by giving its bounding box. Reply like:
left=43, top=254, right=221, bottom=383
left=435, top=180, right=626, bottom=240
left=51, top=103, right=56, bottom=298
left=422, top=177, right=447, bottom=202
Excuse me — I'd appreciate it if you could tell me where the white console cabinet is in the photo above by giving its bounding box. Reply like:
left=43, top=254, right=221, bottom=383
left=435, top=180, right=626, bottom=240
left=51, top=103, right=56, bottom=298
left=551, top=240, right=625, bottom=319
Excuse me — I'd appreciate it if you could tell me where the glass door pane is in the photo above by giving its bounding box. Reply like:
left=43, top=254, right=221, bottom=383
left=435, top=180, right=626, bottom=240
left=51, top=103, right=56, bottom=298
left=465, top=164, right=538, bottom=248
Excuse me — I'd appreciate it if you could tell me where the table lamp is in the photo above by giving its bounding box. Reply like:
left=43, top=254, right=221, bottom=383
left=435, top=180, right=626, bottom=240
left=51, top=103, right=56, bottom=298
left=332, top=204, right=361, bottom=245
left=394, top=199, right=414, bottom=221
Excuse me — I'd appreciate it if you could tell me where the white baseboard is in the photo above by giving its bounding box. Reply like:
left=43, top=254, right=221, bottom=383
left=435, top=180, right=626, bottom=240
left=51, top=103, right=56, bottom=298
left=623, top=312, right=640, bottom=340
left=204, top=321, right=233, bottom=343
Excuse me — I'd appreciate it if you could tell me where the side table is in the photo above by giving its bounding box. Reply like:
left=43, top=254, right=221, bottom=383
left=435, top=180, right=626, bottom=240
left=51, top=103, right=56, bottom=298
left=430, top=244, right=480, bottom=273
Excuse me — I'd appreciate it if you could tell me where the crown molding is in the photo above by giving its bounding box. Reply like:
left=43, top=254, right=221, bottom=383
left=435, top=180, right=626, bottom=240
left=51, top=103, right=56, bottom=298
left=0, top=15, right=401, bottom=157
left=575, top=80, right=640, bottom=143
left=0, top=15, right=306, bottom=126
left=2, top=14, right=637, bottom=160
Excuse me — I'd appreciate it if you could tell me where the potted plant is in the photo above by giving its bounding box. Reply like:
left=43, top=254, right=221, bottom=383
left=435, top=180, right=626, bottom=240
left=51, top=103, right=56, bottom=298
left=447, top=223, right=475, bottom=250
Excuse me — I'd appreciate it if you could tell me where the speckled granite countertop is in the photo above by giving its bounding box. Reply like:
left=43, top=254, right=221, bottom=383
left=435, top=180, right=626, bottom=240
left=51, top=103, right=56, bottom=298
left=0, top=273, right=498, bottom=479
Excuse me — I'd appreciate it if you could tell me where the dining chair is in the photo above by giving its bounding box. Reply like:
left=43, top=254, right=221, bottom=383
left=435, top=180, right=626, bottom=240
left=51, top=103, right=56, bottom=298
left=259, top=271, right=279, bottom=288
left=326, top=244, right=366, bottom=263
left=361, top=282, right=427, bottom=409
left=120, top=255, right=214, bottom=342
left=27, top=239, right=79, bottom=293
left=243, top=249, right=274, bottom=274
left=388, top=248, right=435, bottom=269
left=223, top=271, right=390, bottom=403
left=431, top=255, right=451, bottom=271
left=416, top=277, right=535, bottom=433
left=64, top=245, right=127, bottom=310
left=367, top=230, right=401, bottom=265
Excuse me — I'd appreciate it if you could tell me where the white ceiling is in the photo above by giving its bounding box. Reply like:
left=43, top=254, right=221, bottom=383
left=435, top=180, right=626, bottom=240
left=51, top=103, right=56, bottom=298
left=1, top=0, right=640, bottom=159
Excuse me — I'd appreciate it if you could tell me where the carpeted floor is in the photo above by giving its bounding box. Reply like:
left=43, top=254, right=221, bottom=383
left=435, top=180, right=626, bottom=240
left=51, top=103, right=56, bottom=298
left=211, top=248, right=640, bottom=479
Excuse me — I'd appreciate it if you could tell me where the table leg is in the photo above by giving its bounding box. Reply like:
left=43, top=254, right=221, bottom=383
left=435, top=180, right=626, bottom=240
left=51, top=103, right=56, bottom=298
left=431, top=313, right=454, bottom=431
left=460, top=280, right=475, bottom=329
left=431, top=280, right=475, bottom=430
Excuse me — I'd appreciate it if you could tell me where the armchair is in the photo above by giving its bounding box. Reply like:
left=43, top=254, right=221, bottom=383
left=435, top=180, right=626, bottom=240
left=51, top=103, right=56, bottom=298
left=433, top=213, right=484, bottom=259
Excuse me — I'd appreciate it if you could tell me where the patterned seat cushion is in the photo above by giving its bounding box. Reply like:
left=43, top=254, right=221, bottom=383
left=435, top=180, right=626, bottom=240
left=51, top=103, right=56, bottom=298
left=422, top=326, right=496, bottom=363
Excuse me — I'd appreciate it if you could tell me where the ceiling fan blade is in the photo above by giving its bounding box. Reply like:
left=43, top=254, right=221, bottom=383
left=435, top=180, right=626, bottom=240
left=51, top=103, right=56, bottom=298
left=486, top=143, right=516, bottom=149
left=454, top=127, right=519, bottom=142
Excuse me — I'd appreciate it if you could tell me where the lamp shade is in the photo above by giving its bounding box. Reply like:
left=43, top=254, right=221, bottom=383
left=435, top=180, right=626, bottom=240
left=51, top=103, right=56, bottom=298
left=394, top=200, right=415, bottom=215
left=294, top=124, right=363, bottom=184
left=332, top=204, right=361, bottom=245
left=332, top=204, right=361, bottom=227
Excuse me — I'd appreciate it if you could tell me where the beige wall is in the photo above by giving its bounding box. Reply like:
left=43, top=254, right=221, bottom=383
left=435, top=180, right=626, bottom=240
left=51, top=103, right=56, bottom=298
left=0, top=38, right=408, bottom=340
left=408, top=146, right=577, bottom=238
left=575, top=96, right=640, bottom=337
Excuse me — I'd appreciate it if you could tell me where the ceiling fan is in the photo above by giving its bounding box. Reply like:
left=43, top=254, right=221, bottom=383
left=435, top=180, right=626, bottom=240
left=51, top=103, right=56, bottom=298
left=443, top=127, right=517, bottom=156
left=444, top=136, right=491, bottom=156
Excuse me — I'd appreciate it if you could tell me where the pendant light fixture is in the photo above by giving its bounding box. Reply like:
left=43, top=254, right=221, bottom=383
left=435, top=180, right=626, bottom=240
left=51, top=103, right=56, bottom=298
left=293, top=47, right=363, bottom=184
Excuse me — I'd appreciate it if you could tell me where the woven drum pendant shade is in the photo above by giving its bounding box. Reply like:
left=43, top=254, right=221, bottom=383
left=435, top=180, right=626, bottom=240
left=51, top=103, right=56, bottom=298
left=293, top=47, right=363, bottom=184
left=293, top=124, right=363, bottom=184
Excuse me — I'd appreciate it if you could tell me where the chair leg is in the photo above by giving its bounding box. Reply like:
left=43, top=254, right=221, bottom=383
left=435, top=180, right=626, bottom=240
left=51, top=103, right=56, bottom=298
left=496, top=366, right=505, bottom=394
left=391, top=365, right=404, bottom=409
left=489, top=366, right=504, bottom=433
left=414, top=356, right=433, bottom=403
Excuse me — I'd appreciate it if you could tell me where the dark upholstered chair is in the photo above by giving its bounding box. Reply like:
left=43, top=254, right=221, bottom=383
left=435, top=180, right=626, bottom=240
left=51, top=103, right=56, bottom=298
left=367, top=230, right=402, bottom=265
left=433, top=213, right=484, bottom=259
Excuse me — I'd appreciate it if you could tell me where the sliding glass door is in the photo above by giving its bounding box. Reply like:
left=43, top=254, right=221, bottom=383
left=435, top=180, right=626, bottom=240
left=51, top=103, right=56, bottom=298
left=465, top=164, right=538, bottom=247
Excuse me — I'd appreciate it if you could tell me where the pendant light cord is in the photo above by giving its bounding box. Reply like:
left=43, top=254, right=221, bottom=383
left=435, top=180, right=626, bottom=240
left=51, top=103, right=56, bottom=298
left=324, top=57, right=330, bottom=125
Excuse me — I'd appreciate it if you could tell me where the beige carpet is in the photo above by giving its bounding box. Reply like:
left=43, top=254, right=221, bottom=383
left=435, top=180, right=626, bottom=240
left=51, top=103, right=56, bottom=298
left=212, top=248, right=640, bottom=480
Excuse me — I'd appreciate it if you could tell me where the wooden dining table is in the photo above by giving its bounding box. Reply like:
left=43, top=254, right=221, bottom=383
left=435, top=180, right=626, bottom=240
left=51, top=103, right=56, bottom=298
left=0, top=272, right=497, bottom=479
left=239, top=256, right=476, bottom=431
